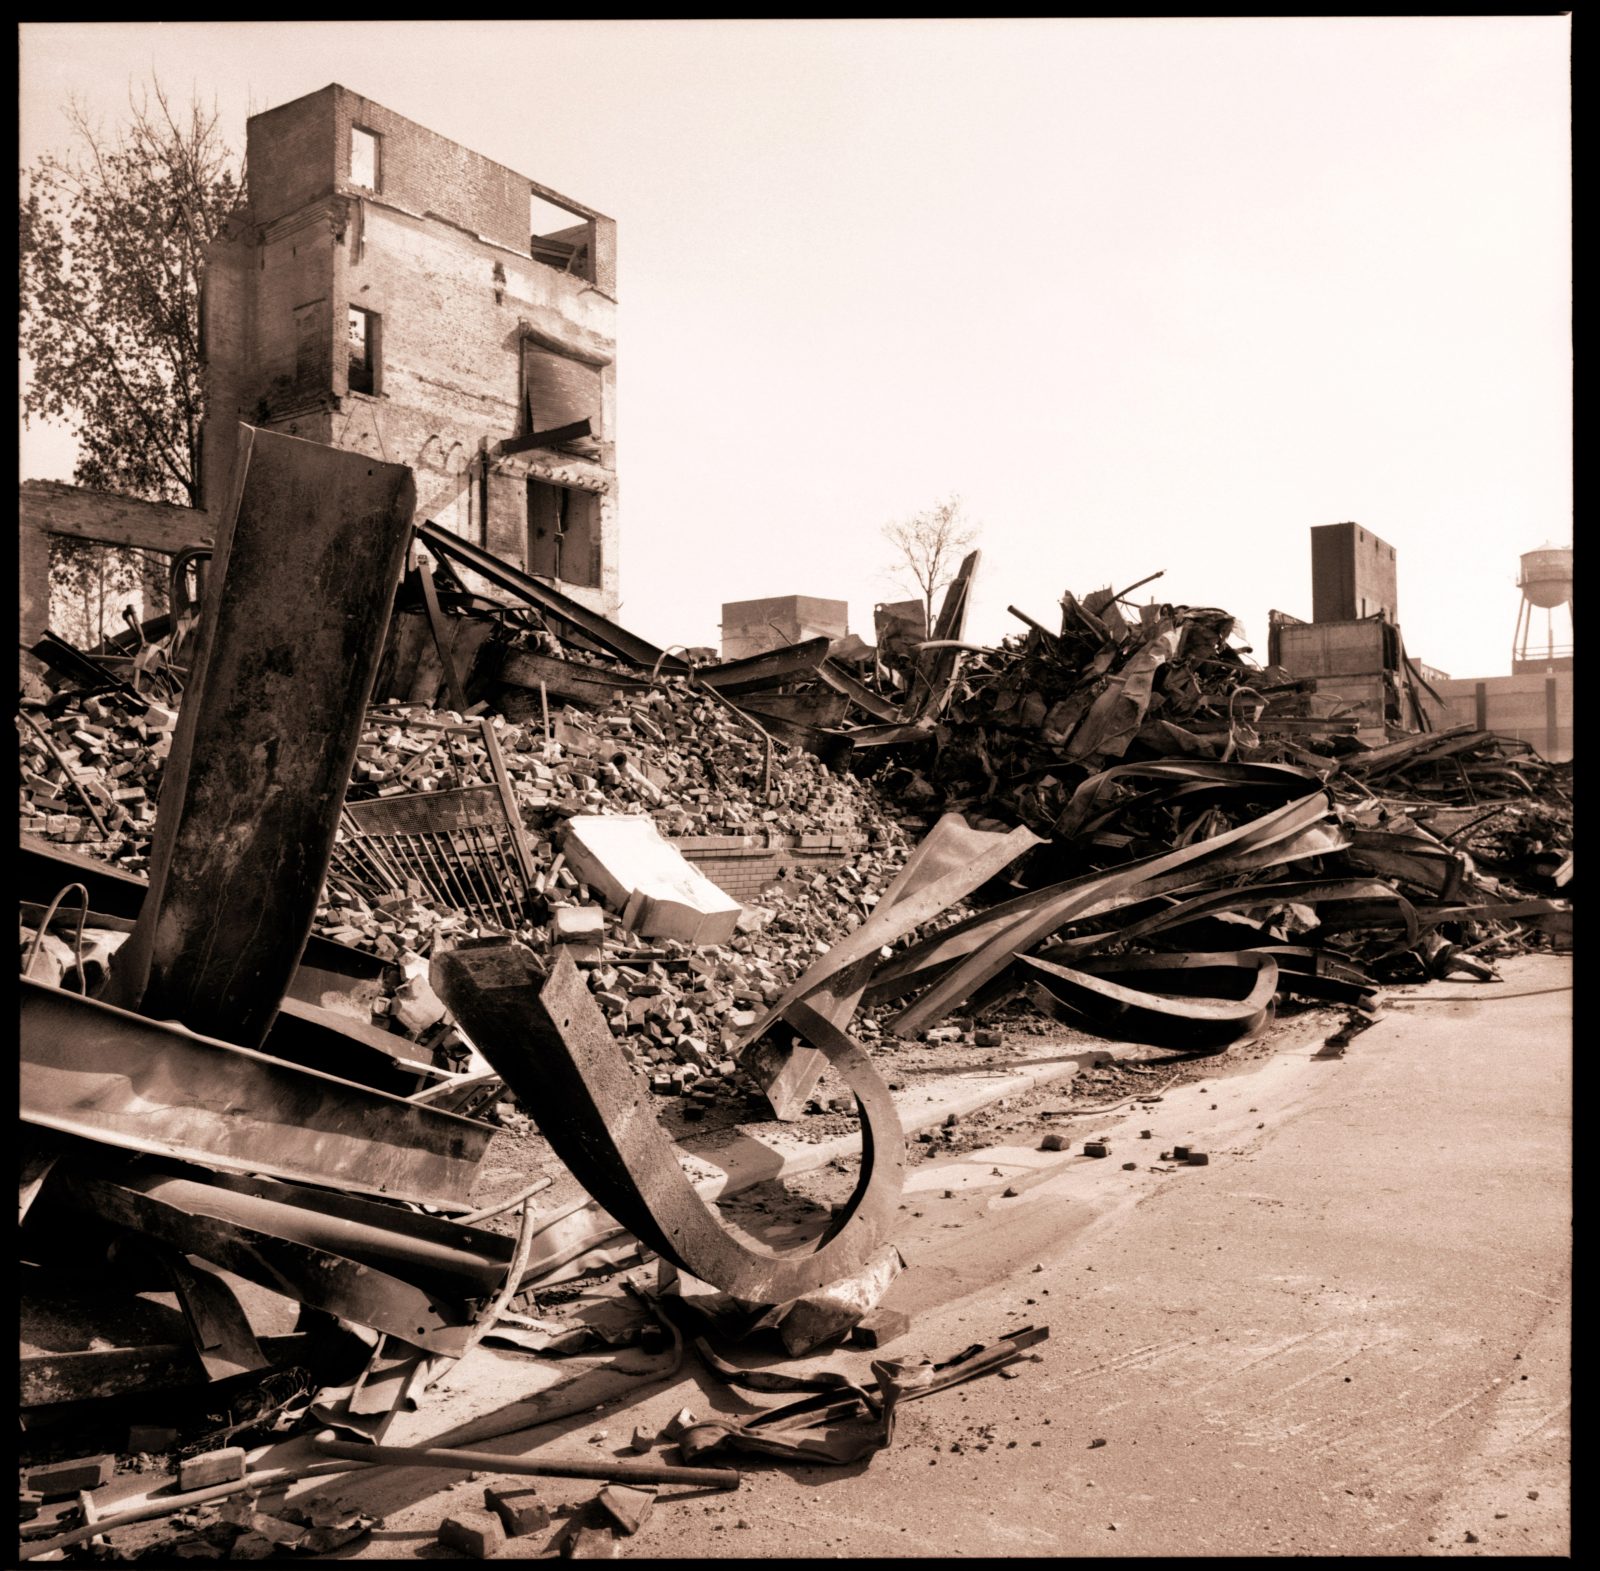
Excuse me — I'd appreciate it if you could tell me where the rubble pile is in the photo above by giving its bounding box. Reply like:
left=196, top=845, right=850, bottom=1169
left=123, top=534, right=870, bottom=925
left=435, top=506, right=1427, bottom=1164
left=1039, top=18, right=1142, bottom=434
left=16, top=690, right=174, bottom=866
left=15, top=465, right=1575, bottom=1564
left=352, top=681, right=887, bottom=841
left=870, top=595, right=1277, bottom=834
left=19, top=673, right=915, bottom=1101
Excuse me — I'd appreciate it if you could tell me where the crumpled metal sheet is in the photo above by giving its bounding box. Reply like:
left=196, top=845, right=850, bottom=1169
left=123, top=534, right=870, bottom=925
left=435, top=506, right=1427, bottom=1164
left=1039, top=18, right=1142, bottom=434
left=20, top=980, right=490, bottom=1208
left=433, top=944, right=906, bottom=1304
left=678, top=1323, right=1050, bottom=1468
left=1064, top=621, right=1181, bottom=760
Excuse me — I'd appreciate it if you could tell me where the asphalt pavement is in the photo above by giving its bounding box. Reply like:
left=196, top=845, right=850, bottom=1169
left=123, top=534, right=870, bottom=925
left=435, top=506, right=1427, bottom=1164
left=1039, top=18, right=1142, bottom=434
left=620, top=951, right=1572, bottom=1558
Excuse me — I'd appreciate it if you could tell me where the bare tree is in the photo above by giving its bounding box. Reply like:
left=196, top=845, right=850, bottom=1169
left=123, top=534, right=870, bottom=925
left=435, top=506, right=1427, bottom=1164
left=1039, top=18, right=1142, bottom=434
left=881, top=495, right=980, bottom=632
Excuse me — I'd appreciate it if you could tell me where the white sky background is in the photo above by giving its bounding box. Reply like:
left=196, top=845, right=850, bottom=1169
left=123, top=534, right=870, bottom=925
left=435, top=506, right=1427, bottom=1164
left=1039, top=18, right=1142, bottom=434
left=20, top=18, right=1571, bottom=679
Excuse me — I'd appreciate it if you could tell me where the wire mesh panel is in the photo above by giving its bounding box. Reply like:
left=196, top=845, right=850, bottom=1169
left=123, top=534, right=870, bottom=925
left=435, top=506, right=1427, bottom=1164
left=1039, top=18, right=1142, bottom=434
left=333, top=785, right=531, bottom=929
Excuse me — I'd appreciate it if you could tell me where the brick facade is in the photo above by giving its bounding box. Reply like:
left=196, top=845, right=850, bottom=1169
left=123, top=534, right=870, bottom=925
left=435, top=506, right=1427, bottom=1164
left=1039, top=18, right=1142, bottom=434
left=201, top=84, right=619, bottom=617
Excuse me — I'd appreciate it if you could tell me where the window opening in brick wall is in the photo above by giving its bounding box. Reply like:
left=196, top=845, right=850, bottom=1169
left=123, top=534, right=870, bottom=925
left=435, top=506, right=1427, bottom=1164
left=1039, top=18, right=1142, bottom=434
left=351, top=126, right=380, bottom=192
left=348, top=306, right=380, bottom=396
left=528, top=479, right=601, bottom=588
left=520, top=341, right=603, bottom=440
left=530, top=190, right=592, bottom=279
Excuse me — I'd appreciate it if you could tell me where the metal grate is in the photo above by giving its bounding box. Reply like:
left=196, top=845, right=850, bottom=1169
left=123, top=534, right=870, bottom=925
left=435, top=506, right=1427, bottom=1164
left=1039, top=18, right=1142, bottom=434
left=331, top=719, right=538, bottom=930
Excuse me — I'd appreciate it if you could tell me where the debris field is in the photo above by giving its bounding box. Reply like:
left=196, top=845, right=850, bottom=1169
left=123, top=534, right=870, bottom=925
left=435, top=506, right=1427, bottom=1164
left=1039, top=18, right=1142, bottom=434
left=18, top=437, right=1571, bottom=1560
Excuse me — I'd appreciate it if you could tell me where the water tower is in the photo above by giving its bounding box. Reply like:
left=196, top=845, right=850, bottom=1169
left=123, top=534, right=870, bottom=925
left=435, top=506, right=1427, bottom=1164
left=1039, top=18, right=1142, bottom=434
left=1512, top=545, right=1573, bottom=673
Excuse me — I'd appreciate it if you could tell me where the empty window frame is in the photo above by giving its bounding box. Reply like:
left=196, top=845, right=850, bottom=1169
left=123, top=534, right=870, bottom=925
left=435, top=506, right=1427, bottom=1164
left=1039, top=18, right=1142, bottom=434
left=530, top=189, right=590, bottom=279
left=351, top=126, right=380, bottom=192
left=520, top=341, right=602, bottom=439
left=348, top=306, right=380, bottom=396
left=528, top=479, right=601, bottom=589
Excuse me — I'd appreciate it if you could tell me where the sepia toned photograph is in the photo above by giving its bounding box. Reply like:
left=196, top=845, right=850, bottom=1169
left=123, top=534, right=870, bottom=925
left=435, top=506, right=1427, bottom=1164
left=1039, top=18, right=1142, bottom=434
left=19, top=19, right=1569, bottom=1559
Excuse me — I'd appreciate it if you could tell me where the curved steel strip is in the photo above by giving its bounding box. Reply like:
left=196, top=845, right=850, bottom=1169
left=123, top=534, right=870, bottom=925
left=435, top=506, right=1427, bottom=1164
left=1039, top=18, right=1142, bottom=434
left=736, top=814, right=1043, bottom=1053
left=891, top=791, right=1334, bottom=1035
left=1042, top=877, right=1420, bottom=961
left=1024, top=951, right=1281, bottom=1023
left=1053, top=759, right=1320, bottom=838
left=433, top=945, right=905, bottom=1304
left=1022, top=951, right=1278, bottom=1052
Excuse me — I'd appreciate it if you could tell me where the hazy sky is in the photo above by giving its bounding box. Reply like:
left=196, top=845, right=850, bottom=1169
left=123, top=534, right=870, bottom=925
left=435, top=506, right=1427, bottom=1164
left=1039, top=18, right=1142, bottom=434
left=20, top=18, right=1571, bottom=678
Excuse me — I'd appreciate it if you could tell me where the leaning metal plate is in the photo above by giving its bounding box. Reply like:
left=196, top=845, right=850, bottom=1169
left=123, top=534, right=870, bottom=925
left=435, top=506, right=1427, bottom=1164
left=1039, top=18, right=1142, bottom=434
left=433, top=944, right=906, bottom=1303
left=20, top=979, right=489, bottom=1209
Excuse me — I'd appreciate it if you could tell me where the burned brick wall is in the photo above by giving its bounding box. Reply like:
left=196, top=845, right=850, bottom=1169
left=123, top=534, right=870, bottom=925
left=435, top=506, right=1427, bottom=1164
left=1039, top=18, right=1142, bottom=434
left=202, top=83, right=619, bottom=616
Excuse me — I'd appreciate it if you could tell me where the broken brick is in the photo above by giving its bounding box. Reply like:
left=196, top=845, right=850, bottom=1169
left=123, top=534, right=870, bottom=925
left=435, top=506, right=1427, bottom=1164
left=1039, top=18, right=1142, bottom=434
left=177, top=1447, right=246, bottom=1491
left=849, top=1308, right=912, bottom=1348
left=26, top=1455, right=115, bottom=1498
left=439, top=1507, right=507, bottom=1559
left=662, top=1407, right=698, bottom=1440
left=485, top=1484, right=550, bottom=1538
left=597, top=1483, right=656, bottom=1535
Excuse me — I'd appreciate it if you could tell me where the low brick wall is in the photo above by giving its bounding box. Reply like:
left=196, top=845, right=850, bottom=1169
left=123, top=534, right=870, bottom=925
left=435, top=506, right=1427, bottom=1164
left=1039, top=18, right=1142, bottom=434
left=676, top=831, right=870, bottom=903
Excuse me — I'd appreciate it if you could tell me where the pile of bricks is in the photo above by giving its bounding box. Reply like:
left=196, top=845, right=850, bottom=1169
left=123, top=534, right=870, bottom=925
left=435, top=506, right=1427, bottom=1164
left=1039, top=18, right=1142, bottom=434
left=21, top=676, right=921, bottom=1104
left=17, top=691, right=176, bottom=867
left=351, top=676, right=891, bottom=843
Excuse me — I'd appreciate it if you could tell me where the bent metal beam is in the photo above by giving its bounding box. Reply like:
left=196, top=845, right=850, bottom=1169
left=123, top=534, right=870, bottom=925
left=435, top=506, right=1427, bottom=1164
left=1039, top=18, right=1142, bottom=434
left=433, top=944, right=906, bottom=1303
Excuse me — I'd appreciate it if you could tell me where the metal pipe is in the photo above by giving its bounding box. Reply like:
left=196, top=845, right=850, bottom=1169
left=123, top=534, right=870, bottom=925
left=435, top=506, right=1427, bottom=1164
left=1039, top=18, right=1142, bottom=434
left=312, top=1435, right=740, bottom=1489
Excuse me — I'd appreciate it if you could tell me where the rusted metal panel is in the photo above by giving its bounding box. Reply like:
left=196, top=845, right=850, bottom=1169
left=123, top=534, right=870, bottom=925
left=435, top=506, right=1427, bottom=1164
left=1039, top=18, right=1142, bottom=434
left=103, top=428, right=417, bottom=1049
left=492, top=645, right=648, bottom=706
left=910, top=549, right=980, bottom=720
left=161, top=1252, right=270, bottom=1382
left=433, top=945, right=906, bottom=1303
left=417, top=557, right=470, bottom=714
left=814, top=657, right=902, bottom=722
left=739, top=690, right=850, bottom=729
left=20, top=980, right=489, bottom=1208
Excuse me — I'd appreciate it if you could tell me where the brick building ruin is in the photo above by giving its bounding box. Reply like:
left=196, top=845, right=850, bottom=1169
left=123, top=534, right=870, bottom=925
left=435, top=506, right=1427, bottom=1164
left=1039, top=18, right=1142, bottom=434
left=21, top=83, right=620, bottom=641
